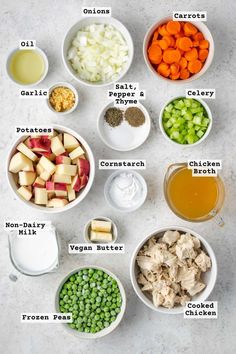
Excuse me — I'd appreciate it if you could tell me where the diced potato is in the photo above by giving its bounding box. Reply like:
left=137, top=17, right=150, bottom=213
left=17, top=186, right=32, bottom=201
left=17, top=142, right=38, bottom=162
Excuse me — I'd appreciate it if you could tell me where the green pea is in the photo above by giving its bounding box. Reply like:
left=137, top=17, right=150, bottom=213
left=104, top=321, right=109, bottom=328
left=96, top=296, right=101, bottom=303
left=83, top=269, right=88, bottom=275
left=115, top=308, right=120, bottom=313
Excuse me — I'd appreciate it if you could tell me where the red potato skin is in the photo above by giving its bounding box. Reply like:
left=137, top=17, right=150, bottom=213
left=54, top=183, right=67, bottom=191
left=46, top=181, right=55, bottom=190
left=80, top=175, right=88, bottom=189
left=77, top=158, right=90, bottom=176
left=29, top=137, right=51, bottom=151
left=72, top=175, right=81, bottom=192
left=55, top=156, right=68, bottom=164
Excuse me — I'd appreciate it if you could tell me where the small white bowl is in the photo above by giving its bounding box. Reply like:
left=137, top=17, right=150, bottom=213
left=6, top=47, right=49, bottom=86
left=143, top=16, right=214, bottom=83
left=159, top=96, right=212, bottom=147
left=104, top=170, right=147, bottom=212
left=6, top=124, right=95, bottom=214
left=55, top=265, right=126, bottom=339
left=130, top=226, right=217, bottom=314
left=84, top=216, right=118, bottom=244
left=47, top=82, right=79, bottom=115
left=97, top=102, right=151, bottom=151
left=62, top=17, right=134, bottom=87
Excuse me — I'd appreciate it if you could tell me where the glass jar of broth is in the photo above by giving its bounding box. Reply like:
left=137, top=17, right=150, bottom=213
left=164, top=163, right=225, bottom=225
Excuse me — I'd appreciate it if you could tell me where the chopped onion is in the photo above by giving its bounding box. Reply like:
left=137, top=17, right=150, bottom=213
left=68, top=24, right=129, bottom=83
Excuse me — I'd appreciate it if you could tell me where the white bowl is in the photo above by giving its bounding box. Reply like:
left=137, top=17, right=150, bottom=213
left=6, top=125, right=95, bottom=214
left=6, top=47, right=49, bottom=86
left=84, top=216, right=118, bottom=244
left=62, top=17, right=134, bottom=87
left=130, top=226, right=217, bottom=314
left=143, top=16, right=214, bottom=83
left=47, top=82, right=79, bottom=115
left=104, top=170, right=147, bottom=212
left=159, top=96, right=212, bottom=147
left=55, top=265, right=126, bottom=339
left=97, top=102, right=151, bottom=151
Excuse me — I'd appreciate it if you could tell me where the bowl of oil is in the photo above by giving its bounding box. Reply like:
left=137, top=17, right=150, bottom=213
left=6, top=47, right=49, bottom=86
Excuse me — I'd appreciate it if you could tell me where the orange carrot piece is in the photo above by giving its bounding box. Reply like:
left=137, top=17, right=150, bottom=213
left=170, top=63, right=180, bottom=75
left=199, top=49, right=209, bottom=62
left=177, top=37, right=193, bottom=51
left=192, top=40, right=199, bottom=47
left=153, top=30, right=159, bottom=41
left=163, top=35, right=175, bottom=47
left=180, top=68, right=190, bottom=80
left=184, top=22, right=198, bottom=36
left=179, top=57, right=187, bottom=69
left=170, top=72, right=180, bottom=80
left=157, top=62, right=170, bottom=77
left=159, top=25, right=169, bottom=37
left=188, top=59, right=203, bottom=73
left=159, top=39, right=169, bottom=50
left=193, top=32, right=204, bottom=42
left=148, top=44, right=162, bottom=64
left=184, top=48, right=198, bottom=61
left=199, top=39, right=209, bottom=49
left=163, top=49, right=181, bottom=64
left=166, top=21, right=181, bottom=35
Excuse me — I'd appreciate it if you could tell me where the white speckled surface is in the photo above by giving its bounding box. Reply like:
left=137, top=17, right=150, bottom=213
left=1, top=0, right=236, bottom=353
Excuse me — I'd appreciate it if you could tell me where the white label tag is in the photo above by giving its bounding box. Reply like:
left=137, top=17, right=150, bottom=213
left=99, top=159, right=146, bottom=170
left=19, top=89, right=49, bottom=98
left=186, top=89, right=216, bottom=99
left=19, top=40, right=36, bottom=49
left=15, top=126, right=54, bottom=136
left=107, top=82, right=145, bottom=107
left=4, top=221, right=52, bottom=236
left=173, top=11, right=207, bottom=21
left=82, top=7, right=111, bottom=17
left=68, top=243, right=125, bottom=254
left=184, top=301, right=218, bottom=319
left=21, top=313, right=72, bottom=323
left=188, top=159, right=222, bottom=176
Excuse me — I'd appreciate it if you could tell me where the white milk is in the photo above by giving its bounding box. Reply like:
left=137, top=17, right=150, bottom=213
left=10, top=227, right=59, bottom=275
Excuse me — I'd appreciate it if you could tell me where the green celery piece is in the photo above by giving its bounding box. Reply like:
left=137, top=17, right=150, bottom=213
left=194, top=125, right=201, bottom=131
left=184, top=98, right=192, bottom=107
left=184, top=111, right=193, bottom=120
left=193, top=116, right=202, bottom=125
left=202, top=117, right=210, bottom=127
left=163, top=111, right=171, bottom=119
left=197, top=130, right=205, bottom=138
left=170, top=131, right=180, bottom=139
left=177, top=117, right=185, bottom=125
left=173, top=123, right=180, bottom=128
left=181, top=108, right=188, bottom=115
left=187, top=121, right=194, bottom=128
left=165, top=104, right=173, bottom=113
left=188, top=128, right=195, bottom=135
left=187, top=134, right=195, bottom=144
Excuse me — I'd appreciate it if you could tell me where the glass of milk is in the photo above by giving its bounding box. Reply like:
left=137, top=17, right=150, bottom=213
left=8, top=224, right=60, bottom=276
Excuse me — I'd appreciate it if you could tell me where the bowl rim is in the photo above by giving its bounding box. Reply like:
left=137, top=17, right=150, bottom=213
left=143, top=16, right=215, bottom=84
left=84, top=216, right=118, bottom=244
left=55, top=265, right=126, bottom=339
left=6, top=124, right=95, bottom=214
left=158, top=96, right=213, bottom=147
left=46, top=81, right=79, bottom=115
left=6, top=47, right=49, bottom=87
left=130, top=225, right=217, bottom=314
left=104, top=170, right=148, bottom=212
left=61, top=16, right=134, bottom=87
left=97, top=101, right=151, bottom=151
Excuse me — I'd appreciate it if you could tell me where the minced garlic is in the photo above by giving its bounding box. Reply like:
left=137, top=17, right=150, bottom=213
left=49, top=86, right=75, bottom=112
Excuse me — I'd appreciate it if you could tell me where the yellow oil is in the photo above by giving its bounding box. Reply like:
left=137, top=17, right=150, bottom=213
left=9, top=50, right=45, bottom=85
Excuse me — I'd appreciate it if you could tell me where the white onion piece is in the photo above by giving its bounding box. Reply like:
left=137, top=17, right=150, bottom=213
left=68, top=24, right=129, bottom=83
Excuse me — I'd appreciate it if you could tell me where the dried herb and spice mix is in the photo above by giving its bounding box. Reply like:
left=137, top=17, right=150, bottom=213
left=124, top=107, right=145, bottom=127
left=104, top=107, right=123, bottom=127
left=104, top=106, right=145, bottom=128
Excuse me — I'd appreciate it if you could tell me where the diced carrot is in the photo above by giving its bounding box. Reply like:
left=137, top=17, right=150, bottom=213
left=157, top=62, right=170, bottom=77
left=179, top=57, right=187, bottom=69
left=159, top=25, right=169, bottom=36
left=192, top=40, right=199, bottom=47
left=177, top=37, right=193, bottom=51
left=199, top=49, right=209, bottom=62
left=193, top=32, right=204, bottom=42
left=158, top=39, right=169, bottom=50
left=188, top=59, right=203, bottom=73
left=163, top=35, right=175, bottom=47
left=152, top=30, right=159, bottom=41
left=180, top=68, right=190, bottom=79
left=148, top=44, right=162, bottom=64
left=163, top=49, right=181, bottom=64
left=184, top=48, right=198, bottom=61
left=199, top=40, right=209, bottom=49
left=184, top=22, right=198, bottom=36
left=170, top=72, right=180, bottom=80
left=166, top=21, right=181, bottom=35
left=170, top=63, right=180, bottom=75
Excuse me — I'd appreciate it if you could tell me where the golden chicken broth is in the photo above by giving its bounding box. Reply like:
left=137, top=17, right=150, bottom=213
left=167, top=167, right=219, bottom=220
left=9, top=49, right=45, bottom=84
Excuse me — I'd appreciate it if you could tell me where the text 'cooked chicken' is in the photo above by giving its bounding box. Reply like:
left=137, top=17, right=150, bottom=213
left=136, top=230, right=211, bottom=309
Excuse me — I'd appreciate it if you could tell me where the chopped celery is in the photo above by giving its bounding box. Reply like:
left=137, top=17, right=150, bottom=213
left=162, top=98, right=210, bottom=145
